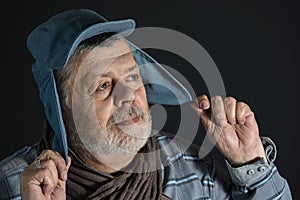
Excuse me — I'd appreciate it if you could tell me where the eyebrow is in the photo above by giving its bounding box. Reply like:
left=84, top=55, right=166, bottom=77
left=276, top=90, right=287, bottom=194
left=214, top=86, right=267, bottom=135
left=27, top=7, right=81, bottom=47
left=99, top=65, right=138, bottom=78
left=126, top=65, right=138, bottom=73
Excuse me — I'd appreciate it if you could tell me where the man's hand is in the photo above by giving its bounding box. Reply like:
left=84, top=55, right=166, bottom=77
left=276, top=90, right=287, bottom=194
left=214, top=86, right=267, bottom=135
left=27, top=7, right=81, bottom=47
left=20, top=150, right=71, bottom=200
left=191, top=94, right=267, bottom=166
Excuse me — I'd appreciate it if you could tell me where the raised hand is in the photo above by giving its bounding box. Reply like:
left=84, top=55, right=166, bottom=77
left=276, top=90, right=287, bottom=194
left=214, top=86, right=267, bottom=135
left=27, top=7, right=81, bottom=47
left=191, top=94, right=267, bottom=166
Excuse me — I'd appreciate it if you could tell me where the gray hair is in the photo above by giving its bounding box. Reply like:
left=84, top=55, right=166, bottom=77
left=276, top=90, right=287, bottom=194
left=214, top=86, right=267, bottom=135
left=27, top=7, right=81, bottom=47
left=54, top=33, right=122, bottom=112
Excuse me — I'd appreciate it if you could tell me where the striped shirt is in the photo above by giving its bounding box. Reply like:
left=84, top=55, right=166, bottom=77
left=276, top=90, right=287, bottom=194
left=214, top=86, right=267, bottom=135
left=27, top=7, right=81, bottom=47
left=0, top=132, right=293, bottom=199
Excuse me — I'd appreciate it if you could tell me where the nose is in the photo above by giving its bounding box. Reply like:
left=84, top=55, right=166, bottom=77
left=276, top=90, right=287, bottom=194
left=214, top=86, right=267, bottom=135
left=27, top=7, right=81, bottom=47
left=113, top=81, right=136, bottom=107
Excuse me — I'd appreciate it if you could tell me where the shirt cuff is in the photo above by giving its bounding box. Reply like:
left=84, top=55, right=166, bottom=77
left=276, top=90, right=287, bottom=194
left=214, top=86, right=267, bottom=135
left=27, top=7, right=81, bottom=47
left=225, top=136, right=277, bottom=187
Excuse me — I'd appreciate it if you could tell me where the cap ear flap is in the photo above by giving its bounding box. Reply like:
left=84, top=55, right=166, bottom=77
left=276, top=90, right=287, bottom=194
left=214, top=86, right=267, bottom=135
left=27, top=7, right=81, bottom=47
left=130, top=43, right=192, bottom=105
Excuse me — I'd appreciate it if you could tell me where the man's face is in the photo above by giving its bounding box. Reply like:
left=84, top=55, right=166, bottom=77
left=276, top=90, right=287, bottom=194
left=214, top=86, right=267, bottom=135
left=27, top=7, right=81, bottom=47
left=70, top=37, right=152, bottom=161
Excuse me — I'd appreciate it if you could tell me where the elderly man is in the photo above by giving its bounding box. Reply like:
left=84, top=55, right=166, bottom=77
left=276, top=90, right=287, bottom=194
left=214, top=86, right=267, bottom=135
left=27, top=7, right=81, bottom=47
left=0, top=9, right=292, bottom=200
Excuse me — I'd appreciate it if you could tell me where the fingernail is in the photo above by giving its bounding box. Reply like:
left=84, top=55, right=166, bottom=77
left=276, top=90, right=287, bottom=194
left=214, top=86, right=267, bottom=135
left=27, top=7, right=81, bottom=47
left=200, top=101, right=209, bottom=109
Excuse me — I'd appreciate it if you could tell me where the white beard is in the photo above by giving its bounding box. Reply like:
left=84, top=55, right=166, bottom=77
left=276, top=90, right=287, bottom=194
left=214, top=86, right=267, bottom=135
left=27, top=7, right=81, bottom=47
left=70, top=104, right=152, bottom=159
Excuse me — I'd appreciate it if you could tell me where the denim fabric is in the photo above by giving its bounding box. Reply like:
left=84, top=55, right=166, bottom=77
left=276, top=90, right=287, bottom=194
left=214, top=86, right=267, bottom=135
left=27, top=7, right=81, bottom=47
left=0, top=133, right=292, bottom=200
left=0, top=144, right=38, bottom=200
left=27, top=9, right=193, bottom=163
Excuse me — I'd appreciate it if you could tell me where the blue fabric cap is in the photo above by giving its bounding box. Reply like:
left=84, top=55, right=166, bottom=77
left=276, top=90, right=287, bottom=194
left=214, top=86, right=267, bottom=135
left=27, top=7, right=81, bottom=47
left=27, top=9, right=192, bottom=164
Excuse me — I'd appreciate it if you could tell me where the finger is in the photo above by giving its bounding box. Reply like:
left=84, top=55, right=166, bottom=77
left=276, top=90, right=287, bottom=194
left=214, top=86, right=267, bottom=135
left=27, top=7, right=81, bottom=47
left=211, top=95, right=227, bottom=127
left=236, top=101, right=252, bottom=124
left=190, top=94, right=211, bottom=130
left=39, top=158, right=59, bottom=187
left=197, top=94, right=210, bottom=110
left=51, top=157, right=71, bottom=198
left=66, top=156, right=72, bottom=170
left=64, top=156, right=71, bottom=180
left=32, top=167, right=57, bottom=196
left=190, top=94, right=211, bottom=120
left=244, top=110, right=258, bottom=129
left=224, top=96, right=237, bottom=125
left=51, top=182, right=66, bottom=199
left=39, top=150, right=68, bottom=181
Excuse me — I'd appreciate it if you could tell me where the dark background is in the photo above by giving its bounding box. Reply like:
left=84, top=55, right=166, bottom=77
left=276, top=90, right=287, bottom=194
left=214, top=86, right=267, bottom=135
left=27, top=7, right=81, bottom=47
left=1, top=0, right=299, bottom=199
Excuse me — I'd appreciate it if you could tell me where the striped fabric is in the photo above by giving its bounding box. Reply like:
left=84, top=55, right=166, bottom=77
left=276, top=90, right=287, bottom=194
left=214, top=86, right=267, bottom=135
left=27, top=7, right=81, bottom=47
left=0, top=132, right=293, bottom=200
left=156, top=132, right=292, bottom=199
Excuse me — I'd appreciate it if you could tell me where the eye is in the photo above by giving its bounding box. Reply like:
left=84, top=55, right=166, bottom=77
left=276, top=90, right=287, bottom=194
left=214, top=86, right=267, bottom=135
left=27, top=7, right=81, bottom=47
left=97, top=82, right=111, bottom=91
left=128, top=74, right=139, bottom=81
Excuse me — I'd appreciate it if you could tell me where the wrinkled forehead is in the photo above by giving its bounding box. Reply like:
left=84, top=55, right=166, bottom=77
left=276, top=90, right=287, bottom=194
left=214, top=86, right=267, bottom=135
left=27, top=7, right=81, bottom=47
left=93, top=36, right=132, bottom=59
left=79, top=37, right=136, bottom=76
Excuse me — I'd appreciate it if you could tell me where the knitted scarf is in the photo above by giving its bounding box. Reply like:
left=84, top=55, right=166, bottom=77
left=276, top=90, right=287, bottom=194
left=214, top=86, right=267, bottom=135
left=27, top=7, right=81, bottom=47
left=38, top=120, right=171, bottom=200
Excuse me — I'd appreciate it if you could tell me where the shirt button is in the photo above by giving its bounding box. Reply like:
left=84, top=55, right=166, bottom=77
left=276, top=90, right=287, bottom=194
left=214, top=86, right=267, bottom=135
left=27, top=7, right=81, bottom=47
left=247, top=169, right=255, bottom=175
left=258, top=166, right=266, bottom=172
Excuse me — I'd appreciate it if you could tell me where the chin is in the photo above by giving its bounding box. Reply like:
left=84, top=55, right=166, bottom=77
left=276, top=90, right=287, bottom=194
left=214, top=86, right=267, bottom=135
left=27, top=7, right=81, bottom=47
left=108, top=119, right=152, bottom=153
left=107, top=129, right=150, bottom=154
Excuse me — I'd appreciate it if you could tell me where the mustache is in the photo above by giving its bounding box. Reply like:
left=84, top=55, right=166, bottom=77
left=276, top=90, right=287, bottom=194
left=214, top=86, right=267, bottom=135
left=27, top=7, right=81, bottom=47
left=108, top=104, right=145, bottom=125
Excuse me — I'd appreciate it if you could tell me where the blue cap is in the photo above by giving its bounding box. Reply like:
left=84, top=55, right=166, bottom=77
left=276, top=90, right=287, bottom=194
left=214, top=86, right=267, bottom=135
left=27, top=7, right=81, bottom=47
left=27, top=9, right=192, bottom=164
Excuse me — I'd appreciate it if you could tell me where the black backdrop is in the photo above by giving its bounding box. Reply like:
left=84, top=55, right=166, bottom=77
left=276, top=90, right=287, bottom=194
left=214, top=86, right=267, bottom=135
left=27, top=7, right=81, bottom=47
left=1, top=0, right=299, bottom=199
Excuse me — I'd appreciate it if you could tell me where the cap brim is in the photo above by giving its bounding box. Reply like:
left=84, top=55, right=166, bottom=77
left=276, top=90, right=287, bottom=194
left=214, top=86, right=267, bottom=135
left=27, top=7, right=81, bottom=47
left=66, top=19, right=136, bottom=64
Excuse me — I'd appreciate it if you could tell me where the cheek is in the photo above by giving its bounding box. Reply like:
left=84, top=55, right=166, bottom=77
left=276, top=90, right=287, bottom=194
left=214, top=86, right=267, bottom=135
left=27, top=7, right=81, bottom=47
left=135, top=87, right=149, bottom=111
left=94, top=98, right=113, bottom=127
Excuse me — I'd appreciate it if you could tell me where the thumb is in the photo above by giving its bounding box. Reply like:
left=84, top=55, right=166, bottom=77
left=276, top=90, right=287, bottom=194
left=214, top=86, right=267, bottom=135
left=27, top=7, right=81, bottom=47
left=51, top=157, right=71, bottom=199
left=190, top=102, right=212, bottom=132
left=61, top=156, right=71, bottom=181
left=66, top=156, right=72, bottom=171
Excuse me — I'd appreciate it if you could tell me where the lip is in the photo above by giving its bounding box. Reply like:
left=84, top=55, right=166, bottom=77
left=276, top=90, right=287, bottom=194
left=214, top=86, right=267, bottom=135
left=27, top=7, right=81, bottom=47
left=116, top=115, right=140, bottom=126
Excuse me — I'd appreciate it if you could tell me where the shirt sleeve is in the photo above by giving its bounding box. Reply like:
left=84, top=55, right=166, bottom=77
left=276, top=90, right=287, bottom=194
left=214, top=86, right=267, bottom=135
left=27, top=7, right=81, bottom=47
left=225, top=137, right=293, bottom=199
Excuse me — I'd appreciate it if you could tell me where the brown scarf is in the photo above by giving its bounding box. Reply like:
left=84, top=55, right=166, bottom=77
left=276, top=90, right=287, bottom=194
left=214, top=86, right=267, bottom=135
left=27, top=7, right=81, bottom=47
left=38, top=120, right=171, bottom=200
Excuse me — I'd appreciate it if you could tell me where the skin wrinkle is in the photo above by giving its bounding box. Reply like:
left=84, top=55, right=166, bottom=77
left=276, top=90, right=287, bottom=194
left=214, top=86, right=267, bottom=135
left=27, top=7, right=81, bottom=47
left=59, top=36, right=152, bottom=172
left=56, top=34, right=123, bottom=111
left=55, top=49, right=92, bottom=112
